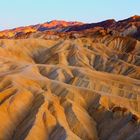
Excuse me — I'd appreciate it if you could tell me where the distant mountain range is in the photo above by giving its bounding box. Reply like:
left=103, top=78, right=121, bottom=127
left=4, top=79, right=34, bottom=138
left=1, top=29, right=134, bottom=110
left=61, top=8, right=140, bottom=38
left=0, top=15, right=140, bottom=40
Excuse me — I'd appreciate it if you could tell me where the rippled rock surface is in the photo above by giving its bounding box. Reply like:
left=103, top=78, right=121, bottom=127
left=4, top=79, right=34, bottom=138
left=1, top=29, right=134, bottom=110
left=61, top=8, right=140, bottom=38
left=0, top=16, right=140, bottom=140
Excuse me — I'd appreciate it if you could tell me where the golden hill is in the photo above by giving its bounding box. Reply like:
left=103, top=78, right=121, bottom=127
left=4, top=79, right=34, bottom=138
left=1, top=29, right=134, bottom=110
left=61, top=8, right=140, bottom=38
left=0, top=35, right=140, bottom=140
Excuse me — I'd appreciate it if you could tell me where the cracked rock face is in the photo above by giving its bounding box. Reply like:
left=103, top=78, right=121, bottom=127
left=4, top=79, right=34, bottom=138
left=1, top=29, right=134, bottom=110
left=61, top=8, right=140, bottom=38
left=0, top=36, right=140, bottom=140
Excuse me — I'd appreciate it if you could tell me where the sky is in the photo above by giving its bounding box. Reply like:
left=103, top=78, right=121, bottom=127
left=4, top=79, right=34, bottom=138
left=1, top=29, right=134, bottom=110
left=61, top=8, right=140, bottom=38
left=0, top=0, right=140, bottom=30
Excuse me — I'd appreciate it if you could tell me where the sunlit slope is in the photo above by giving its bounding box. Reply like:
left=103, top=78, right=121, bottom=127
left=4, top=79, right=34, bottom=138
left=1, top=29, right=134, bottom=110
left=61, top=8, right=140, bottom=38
left=0, top=37, right=140, bottom=140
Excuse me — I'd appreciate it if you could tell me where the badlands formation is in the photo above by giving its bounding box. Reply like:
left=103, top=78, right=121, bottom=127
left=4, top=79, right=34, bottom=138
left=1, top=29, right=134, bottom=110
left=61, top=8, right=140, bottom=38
left=0, top=16, right=140, bottom=140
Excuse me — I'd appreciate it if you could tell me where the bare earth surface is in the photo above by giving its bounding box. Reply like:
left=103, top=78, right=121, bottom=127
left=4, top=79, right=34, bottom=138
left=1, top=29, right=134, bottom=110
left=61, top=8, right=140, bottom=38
left=1, top=16, right=140, bottom=140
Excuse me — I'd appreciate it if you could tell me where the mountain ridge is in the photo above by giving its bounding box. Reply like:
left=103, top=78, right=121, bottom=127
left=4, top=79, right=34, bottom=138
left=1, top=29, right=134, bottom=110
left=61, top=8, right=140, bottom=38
left=0, top=15, right=140, bottom=40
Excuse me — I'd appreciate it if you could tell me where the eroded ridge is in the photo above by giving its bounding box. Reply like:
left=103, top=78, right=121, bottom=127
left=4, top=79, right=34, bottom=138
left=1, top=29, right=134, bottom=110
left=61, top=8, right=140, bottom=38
left=0, top=37, right=140, bottom=140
